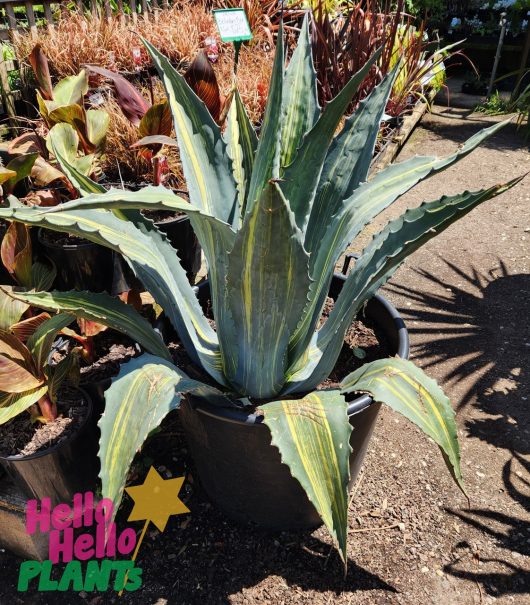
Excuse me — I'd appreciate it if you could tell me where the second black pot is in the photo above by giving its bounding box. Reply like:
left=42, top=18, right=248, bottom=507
left=38, top=228, right=114, bottom=292
left=0, top=387, right=99, bottom=507
left=180, top=274, right=409, bottom=530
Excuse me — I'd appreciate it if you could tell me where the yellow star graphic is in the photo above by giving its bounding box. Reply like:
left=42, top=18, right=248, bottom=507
left=125, top=466, right=190, bottom=532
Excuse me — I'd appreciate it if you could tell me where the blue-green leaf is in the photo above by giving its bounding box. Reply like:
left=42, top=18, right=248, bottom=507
left=261, top=389, right=351, bottom=565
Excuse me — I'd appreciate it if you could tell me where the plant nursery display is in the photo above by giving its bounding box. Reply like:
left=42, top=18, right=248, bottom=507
left=0, top=14, right=520, bottom=567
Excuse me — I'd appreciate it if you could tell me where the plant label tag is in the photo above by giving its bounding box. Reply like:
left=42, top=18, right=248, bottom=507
left=213, top=9, right=253, bottom=43
left=88, top=92, right=105, bottom=107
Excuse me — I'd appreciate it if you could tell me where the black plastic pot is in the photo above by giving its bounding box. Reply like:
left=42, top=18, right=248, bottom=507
left=0, top=388, right=99, bottom=507
left=38, top=228, right=115, bottom=292
left=155, top=214, right=201, bottom=279
left=180, top=273, right=409, bottom=530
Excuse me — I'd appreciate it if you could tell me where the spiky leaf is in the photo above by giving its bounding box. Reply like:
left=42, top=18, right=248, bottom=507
left=225, top=182, right=310, bottom=397
left=288, top=178, right=522, bottom=392
left=98, top=354, right=210, bottom=514
left=280, top=14, right=319, bottom=168
left=341, top=358, right=464, bottom=494
left=261, top=390, right=351, bottom=565
left=245, top=23, right=284, bottom=214
left=5, top=289, right=171, bottom=362
left=142, top=38, right=238, bottom=226
left=224, top=89, right=258, bottom=218
left=280, top=46, right=382, bottom=230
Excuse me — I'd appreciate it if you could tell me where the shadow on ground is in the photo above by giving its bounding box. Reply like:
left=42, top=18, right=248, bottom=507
left=388, top=260, right=530, bottom=599
left=419, top=109, right=528, bottom=151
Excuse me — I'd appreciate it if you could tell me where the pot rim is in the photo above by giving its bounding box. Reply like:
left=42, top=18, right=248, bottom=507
left=0, top=386, right=93, bottom=463
left=190, top=285, right=409, bottom=427
left=37, top=227, right=99, bottom=251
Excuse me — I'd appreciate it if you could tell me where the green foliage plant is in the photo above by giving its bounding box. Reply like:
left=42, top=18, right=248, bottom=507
left=0, top=16, right=521, bottom=564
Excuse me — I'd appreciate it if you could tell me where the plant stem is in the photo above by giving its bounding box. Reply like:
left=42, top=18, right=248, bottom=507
left=37, top=394, right=57, bottom=423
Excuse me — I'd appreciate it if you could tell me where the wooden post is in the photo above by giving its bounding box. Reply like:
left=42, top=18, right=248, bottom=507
left=0, top=58, right=18, bottom=132
left=4, top=2, right=17, bottom=32
left=141, top=0, right=149, bottom=21
left=513, top=26, right=530, bottom=99
left=151, top=0, right=159, bottom=22
left=117, top=0, right=126, bottom=23
left=130, top=0, right=138, bottom=24
left=24, top=1, right=38, bottom=38
left=43, top=0, right=54, bottom=30
left=104, top=0, right=112, bottom=20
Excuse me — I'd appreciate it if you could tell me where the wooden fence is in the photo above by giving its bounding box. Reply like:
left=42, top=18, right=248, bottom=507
left=0, top=0, right=165, bottom=41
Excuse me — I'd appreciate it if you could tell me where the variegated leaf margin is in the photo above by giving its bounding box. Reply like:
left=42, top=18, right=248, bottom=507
left=341, top=357, right=465, bottom=495
left=261, top=389, right=351, bottom=565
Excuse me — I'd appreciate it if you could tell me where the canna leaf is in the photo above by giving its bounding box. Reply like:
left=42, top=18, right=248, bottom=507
left=4, top=153, right=39, bottom=195
left=27, top=313, right=75, bottom=371
left=341, top=358, right=465, bottom=494
left=184, top=51, right=222, bottom=122
left=0, top=166, right=17, bottom=185
left=47, top=123, right=79, bottom=162
left=29, top=43, right=53, bottom=101
left=261, top=390, right=351, bottom=565
left=86, top=109, right=110, bottom=150
left=48, top=350, right=80, bottom=405
left=138, top=102, right=173, bottom=139
left=0, top=355, right=42, bottom=393
left=0, top=222, right=32, bottom=287
left=10, top=312, right=51, bottom=342
left=51, top=70, right=88, bottom=107
left=87, top=65, right=149, bottom=127
left=31, top=260, right=57, bottom=291
left=0, top=386, right=48, bottom=426
left=31, top=156, right=68, bottom=188
left=0, top=287, right=29, bottom=330
left=132, top=135, right=178, bottom=149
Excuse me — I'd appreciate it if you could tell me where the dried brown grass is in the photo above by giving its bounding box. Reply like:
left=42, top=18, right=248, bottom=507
left=14, top=5, right=273, bottom=184
left=13, top=4, right=217, bottom=76
left=101, top=43, right=273, bottom=184
left=101, top=83, right=184, bottom=185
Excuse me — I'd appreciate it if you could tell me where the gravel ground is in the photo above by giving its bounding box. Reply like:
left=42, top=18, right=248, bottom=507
left=0, top=106, right=528, bottom=605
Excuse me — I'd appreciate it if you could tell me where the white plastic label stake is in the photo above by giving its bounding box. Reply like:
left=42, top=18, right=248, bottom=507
left=213, top=9, right=253, bottom=43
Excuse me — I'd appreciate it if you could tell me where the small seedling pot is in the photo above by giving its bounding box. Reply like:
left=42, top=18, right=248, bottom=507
left=38, top=228, right=114, bottom=293
left=180, top=273, right=409, bottom=530
left=0, top=387, right=99, bottom=507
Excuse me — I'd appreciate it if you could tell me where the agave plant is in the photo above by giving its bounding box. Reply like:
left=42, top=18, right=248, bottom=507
left=0, top=16, right=520, bottom=563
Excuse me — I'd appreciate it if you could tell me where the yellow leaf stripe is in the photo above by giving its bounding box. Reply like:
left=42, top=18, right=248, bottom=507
left=341, top=358, right=464, bottom=492
left=262, top=391, right=351, bottom=563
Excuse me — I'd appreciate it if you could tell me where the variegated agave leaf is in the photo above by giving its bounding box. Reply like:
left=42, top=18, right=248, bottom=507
left=0, top=21, right=522, bottom=567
